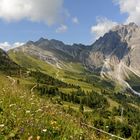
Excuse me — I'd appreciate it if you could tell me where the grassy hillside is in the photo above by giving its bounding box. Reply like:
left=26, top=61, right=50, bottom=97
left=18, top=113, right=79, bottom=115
left=0, top=49, right=20, bottom=75
left=8, top=50, right=116, bottom=92
left=0, top=74, right=86, bottom=139
left=0, top=54, right=139, bottom=140
left=126, top=71, right=140, bottom=92
left=0, top=71, right=140, bottom=140
left=5, top=49, right=140, bottom=140
left=0, top=74, right=114, bottom=140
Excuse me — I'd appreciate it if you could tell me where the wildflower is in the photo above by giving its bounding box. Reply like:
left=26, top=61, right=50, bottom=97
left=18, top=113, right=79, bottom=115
left=0, top=124, right=4, bottom=127
left=42, top=129, right=47, bottom=132
left=31, top=113, right=35, bottom=117
left=37, top=136, right=41, bottom=140
left=20, top=96, right=24, bottom=98
left=28, top=136, right=33, bottom=140
left=51, top=120, right=57, bottom=125
left=20, top=128, right=24, bottom=134
left=26, top=110, right=31, bottom=113
left=35, top=109, right=42, bottom=112
left=31, top=95, right=35, bottom=97
left=2, top=88, right=5, bottom=92
left=9, top=104, right=16, bottom=107
left=54, top=126, right=59, bottom=130
left=70, top=136, right=73, bottom=139
left=45, top=105, right=49, bottom=108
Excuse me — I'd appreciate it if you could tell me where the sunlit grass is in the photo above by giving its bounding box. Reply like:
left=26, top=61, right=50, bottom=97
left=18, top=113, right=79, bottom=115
left=0, top=74, right=101, bottom=140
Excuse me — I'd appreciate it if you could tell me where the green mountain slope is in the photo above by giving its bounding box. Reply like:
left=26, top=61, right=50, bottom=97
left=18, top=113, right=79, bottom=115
left=0, top=46, right=138, bottom=139
left=0, top=49, right=20, bottom=75
left=0, top=70, right=140, bottom=140
left=8, top=49, right=117, bottom=93
left=0, top=74, right=94, bottom=140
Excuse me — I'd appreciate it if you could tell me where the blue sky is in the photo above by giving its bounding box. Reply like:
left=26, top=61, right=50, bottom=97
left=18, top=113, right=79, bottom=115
left=0, top=0, right=139, bottom=50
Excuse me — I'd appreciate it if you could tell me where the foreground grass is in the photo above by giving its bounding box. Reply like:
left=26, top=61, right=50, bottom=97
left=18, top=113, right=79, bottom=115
left=0, top=75, right=110, bottom=140
left=0, top=72, right=138, bottom=140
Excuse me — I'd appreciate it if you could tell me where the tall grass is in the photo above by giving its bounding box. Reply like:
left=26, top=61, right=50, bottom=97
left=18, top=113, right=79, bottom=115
left=0, top=75, right=101, bottom=140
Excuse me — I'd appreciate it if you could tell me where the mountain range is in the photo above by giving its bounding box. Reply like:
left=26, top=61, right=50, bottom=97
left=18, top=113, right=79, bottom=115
left=6, top=22, right=140, bottom=95
left=0, top=22, right=140, bottom=140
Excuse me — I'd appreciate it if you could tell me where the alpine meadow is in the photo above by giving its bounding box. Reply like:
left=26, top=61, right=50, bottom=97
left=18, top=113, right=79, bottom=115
left=0, top=0, right=140, bottom=140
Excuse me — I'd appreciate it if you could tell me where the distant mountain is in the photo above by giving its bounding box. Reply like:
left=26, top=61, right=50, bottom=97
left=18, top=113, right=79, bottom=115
left=8, top=23, right=140, bottom=94
left=8, top=37, right=90, bottom=74
left=21, top=37, right=90, bottom=62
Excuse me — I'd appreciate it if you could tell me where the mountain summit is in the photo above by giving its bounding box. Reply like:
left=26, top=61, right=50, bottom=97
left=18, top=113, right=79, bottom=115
left=87, top=22, right=140, bottom=76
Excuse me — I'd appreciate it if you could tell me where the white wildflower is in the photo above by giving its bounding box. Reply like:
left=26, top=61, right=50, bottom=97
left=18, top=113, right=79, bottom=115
left=42, top=129, right=47, bottom=132
left=36, top=109, right=42, bottom=112
left=9, top=104, right=16, bottom=107
left=0, top=124, right=4, bottom=127
left=26, top=110, right=31, bottom=113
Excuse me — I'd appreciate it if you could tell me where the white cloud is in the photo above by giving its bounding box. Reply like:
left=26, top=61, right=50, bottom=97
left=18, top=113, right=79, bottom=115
left=56, top=24, right=68, bottom=33
left=91, top=17, right=118, bottom=39
left=91, top=0, right=140, bottom=40
left=0, top=42, right=24, bottom=51
left=0, top=0, right=65, bottom=25
left=114, top=0, right=140, bottom=25
left=72, top=17, right=79, bottom=24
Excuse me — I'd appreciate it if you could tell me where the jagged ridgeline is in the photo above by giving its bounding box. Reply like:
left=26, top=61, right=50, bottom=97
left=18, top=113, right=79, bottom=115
left=8, top=22, right=140, bottom=94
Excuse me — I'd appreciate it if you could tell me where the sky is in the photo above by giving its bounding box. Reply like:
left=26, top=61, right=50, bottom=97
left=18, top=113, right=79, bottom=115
left=0, top=0, right=139, bottom=50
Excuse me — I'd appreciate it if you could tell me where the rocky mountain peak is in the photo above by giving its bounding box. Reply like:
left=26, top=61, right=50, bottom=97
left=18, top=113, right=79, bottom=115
left=128, top=22, right=138, bottom=27
left=35, top=37, right=49, bottom=44
left=112, top=22, right=138, bottom=31
left=111, top=22, right=139, bottom=42
left=38, top=37, right=48, bottom=42
left=26, top=40, right=34, bottom=45
left=50, top=39, right=65, bottom=47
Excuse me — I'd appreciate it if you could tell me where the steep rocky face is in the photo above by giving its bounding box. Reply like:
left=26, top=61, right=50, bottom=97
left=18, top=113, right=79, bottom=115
left=86, top=31, right=129, bottom=70
left=86, top=23, right=140, bottom=93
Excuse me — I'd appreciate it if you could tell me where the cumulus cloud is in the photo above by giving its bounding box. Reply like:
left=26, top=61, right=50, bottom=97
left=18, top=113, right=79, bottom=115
left=91, top=17, right=118, bottom=39
left=0, top=42, right=24, bottom=51
left=72, top=17, right=79, bottom=24
left=56, top=24, right=68, bottom=33
left=114, top=0, right=140, bottom=25
left=91, top=0, right=140, bottom=40
left=0, top=0, right=65, bottom=25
